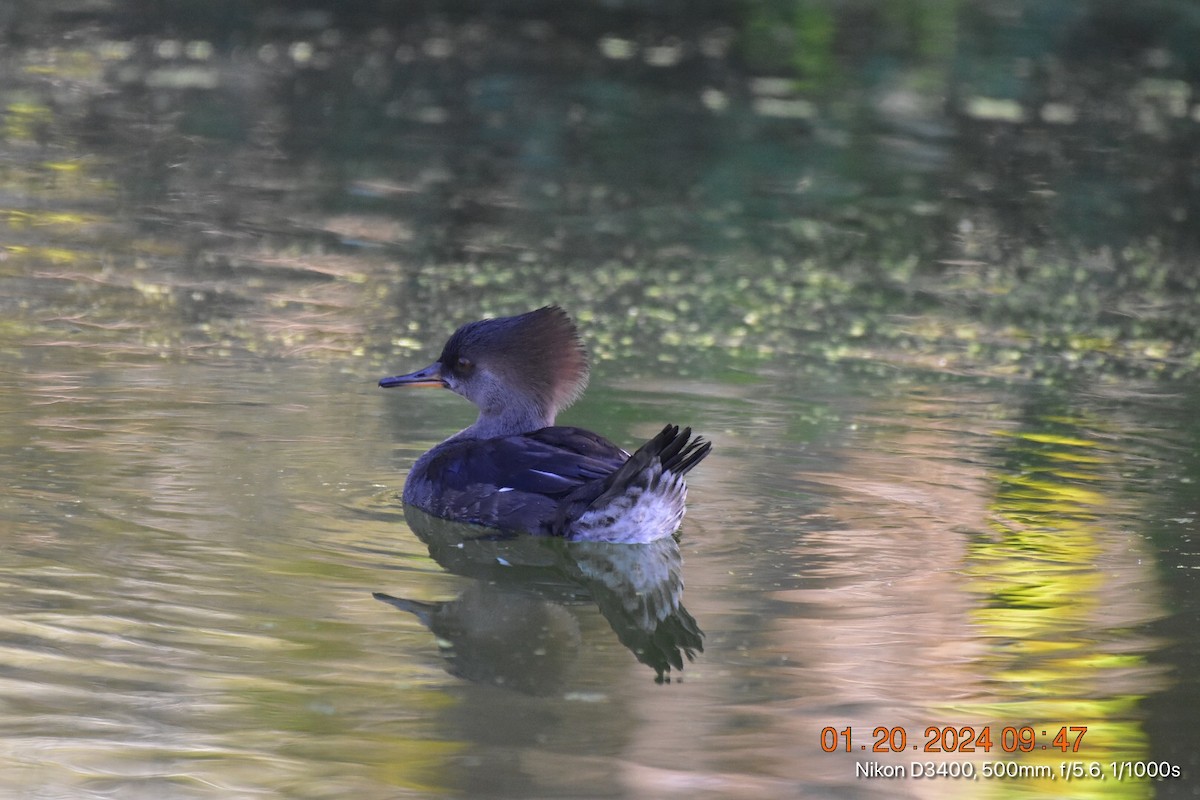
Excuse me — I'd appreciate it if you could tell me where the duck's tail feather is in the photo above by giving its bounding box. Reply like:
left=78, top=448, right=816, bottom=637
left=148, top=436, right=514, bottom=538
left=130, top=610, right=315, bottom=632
left=557, top=424, right=711, bottom=543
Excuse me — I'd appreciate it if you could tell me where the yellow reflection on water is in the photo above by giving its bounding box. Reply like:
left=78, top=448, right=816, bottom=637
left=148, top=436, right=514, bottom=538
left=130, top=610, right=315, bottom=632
left=952, top=420, right=1166, bottom=799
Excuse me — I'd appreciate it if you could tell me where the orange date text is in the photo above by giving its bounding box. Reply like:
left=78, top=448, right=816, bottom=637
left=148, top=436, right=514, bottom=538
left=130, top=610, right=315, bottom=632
left=820, top=725, right=1087, bottom=754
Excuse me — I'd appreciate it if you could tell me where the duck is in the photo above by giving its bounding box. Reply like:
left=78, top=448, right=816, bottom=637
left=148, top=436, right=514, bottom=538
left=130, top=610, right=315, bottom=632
left=379, top=306, right=710, bottom=543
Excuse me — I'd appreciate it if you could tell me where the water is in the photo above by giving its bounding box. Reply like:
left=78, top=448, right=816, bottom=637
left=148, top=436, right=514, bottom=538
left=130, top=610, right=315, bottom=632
left=3, top=357, right=1195, bottom=798
left=2, top=4, right=1200, bottom=799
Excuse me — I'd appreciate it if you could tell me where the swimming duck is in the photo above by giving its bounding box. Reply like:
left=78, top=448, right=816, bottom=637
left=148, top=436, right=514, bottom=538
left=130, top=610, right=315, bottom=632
left=379, top=306, right=710, bottom=543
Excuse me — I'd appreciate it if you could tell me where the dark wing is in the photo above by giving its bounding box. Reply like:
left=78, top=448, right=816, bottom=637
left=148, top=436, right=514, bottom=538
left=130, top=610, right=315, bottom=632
left=424, top=426, right=627, bottom=495
left=416, top=426, right=628, bottom=533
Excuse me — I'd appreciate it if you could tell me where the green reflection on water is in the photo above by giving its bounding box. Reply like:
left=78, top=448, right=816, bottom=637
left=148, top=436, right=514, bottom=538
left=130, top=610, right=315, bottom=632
left=953, top=416, right=1164, bottom=799
left=3, top=8, right=1200, bottom=380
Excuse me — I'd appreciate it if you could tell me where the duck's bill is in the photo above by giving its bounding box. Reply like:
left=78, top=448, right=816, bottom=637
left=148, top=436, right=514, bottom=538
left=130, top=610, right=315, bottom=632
left=379, top=363, right=447, bottom=388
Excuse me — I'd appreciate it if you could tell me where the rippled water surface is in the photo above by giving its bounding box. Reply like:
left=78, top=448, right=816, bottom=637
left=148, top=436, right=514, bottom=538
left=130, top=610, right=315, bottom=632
left=3, top=4, right=1200, bottom=799
left=4, top=355, right=1197, bottom=798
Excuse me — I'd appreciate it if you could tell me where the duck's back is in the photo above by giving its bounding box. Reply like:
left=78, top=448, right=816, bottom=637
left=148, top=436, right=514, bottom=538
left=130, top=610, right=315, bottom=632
left=403, top=426, right=630, bottom=536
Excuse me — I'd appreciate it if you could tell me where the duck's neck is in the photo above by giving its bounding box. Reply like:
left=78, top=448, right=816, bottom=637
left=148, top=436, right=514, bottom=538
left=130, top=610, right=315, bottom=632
left=457, top=401, right=556, bottom=440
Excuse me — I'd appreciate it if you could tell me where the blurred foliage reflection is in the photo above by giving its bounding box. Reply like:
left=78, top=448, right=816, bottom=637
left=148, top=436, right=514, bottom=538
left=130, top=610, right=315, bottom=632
left=959, top=412, right=1166, bottom=799
left=2, top=0, right=1199, bottom=380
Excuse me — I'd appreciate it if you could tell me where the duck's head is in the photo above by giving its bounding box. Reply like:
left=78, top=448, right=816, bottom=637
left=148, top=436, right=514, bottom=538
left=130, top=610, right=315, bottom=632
left=380, top=306, right=589, bottom=434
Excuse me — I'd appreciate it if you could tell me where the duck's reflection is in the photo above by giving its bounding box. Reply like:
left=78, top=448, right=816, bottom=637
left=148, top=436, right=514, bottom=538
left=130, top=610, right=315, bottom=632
left=375, top=507, right=703, bottom=689
left=374, top=583, right=582, bottom=695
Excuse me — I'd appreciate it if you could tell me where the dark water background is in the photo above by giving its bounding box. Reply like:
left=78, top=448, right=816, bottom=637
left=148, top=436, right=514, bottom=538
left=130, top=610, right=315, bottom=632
left=1, top=2, right=1198, bottom=798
